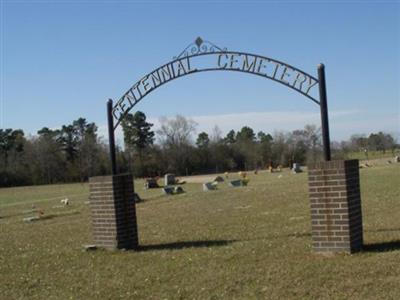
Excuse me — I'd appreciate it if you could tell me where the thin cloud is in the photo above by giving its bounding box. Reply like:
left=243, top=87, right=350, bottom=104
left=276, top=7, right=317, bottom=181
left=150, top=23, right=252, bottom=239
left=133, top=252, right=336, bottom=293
left=101, top=110, right=366, bottom=145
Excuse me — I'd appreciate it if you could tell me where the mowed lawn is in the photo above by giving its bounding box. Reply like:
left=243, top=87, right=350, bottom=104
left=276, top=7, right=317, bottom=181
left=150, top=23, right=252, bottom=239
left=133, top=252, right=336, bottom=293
left=0, top=164, right=399, bottom=300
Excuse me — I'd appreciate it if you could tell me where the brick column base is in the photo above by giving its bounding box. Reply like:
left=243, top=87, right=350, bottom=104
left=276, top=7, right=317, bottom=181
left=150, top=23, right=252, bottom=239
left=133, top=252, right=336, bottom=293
left=308, top=160, right=363, bottom=253
left=89, top=174, right=138, bottom=250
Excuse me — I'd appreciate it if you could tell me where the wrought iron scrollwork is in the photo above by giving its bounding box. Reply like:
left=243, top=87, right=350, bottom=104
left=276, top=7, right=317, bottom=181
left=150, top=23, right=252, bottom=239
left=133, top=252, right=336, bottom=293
left=173, top=37, right=227, bottom=59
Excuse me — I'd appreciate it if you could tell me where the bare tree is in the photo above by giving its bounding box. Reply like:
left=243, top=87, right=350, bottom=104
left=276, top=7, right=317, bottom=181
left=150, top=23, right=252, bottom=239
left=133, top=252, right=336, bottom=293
left=156, top=115, right=197, bottom=174
left=303, top=124, right=322, bottom=163
left=157, top=115, right=197, bottom=147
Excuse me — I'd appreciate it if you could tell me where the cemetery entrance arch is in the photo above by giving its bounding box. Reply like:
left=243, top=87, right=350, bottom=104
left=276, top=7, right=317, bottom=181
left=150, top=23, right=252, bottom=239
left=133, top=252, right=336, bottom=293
left=107, top=38, right=331, bottom=174
left=88, top=38, right=363, bottom=254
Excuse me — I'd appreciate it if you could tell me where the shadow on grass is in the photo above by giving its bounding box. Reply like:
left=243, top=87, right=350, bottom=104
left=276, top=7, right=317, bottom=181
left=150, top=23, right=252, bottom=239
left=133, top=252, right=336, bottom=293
left=138, top=240, right=236, bottom=252
left=365, top=228, right=400, bottom=233
left=2, top=209, right=80, bottom=220
left=363, top=240, right=400, bottom=253
left=21, top=211, right=81, bottom=222
left=247, top=232, right=311, bottom=242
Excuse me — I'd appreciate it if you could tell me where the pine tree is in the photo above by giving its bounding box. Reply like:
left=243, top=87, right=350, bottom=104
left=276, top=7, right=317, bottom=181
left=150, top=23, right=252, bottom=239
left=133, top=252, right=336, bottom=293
left=121, top=111, right=155, bottom=176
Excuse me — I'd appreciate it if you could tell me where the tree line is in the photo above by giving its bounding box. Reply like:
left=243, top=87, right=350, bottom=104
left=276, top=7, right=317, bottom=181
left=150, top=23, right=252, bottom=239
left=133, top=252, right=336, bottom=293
left=0, top=118, right=109, bottom=187
left=0, top=113, right=398, bottom=187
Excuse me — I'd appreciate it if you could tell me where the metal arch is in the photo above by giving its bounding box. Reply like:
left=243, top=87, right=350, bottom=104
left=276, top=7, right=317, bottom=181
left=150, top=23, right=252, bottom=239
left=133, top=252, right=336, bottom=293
left=112, top=51, right=320, bottom=130
left=106, top=39, right=332, bottom=176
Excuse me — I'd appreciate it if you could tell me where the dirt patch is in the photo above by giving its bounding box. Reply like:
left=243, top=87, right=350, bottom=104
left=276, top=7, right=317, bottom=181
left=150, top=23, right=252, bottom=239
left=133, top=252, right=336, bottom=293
left=178, top=174, right=218, bottom=183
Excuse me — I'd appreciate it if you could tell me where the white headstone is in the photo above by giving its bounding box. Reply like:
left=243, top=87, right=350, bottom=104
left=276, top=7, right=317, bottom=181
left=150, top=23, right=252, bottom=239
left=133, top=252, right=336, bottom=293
left=292, top=163, right=302, bottom=173
left=164, top=173, right=175, bottom=186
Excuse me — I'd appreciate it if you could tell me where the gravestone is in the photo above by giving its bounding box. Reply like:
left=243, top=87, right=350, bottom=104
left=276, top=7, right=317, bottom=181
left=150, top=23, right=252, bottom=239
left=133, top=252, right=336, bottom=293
left=144, top=178, right=159, bottom=189
left=162, top=186, right=174, bottom=195
left=292, top=163, right=302, bottom=173
left=229, top=180, right=242, bottom=187
left=174, top=186, right=184, bottom=194
left=164, top=173, right=175, bottom=186
left=162, top=186, right=184, bottom=195
left=214, top=176, right=224, bottom=182
left=23, top=216, right=40, bottom=222
left=203, top=182, right=217, bottom=191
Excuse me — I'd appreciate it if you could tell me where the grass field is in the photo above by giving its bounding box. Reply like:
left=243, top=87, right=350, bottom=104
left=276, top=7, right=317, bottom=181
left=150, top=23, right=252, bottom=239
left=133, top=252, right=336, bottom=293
left=1, top=163, right=399, bottom=299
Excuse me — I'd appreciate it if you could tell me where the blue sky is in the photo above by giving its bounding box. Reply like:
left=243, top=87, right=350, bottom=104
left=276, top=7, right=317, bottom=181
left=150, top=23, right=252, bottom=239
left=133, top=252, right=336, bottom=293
left=1, top=0, right=399, bottom=142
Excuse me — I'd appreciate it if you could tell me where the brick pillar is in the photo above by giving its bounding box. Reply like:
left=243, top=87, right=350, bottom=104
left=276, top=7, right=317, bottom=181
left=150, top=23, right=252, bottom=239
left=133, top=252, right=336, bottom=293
left=308, top=160, right=363, bottom=253
left=89, top=174, right=138, bottom=250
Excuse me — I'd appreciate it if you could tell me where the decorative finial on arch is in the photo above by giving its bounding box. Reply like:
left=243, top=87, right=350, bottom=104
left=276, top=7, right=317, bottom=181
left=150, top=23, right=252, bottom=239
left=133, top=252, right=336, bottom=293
left=195, top=36, right=203, bottom=47
left=173, top=37, right=227, bottom=59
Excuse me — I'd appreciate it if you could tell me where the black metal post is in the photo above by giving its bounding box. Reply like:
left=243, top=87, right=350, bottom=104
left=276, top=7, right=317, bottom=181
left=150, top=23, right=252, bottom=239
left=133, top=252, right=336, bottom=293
left=107, top=99, right=117, bottom=174
left=318, top=64, right=331, bottom=161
